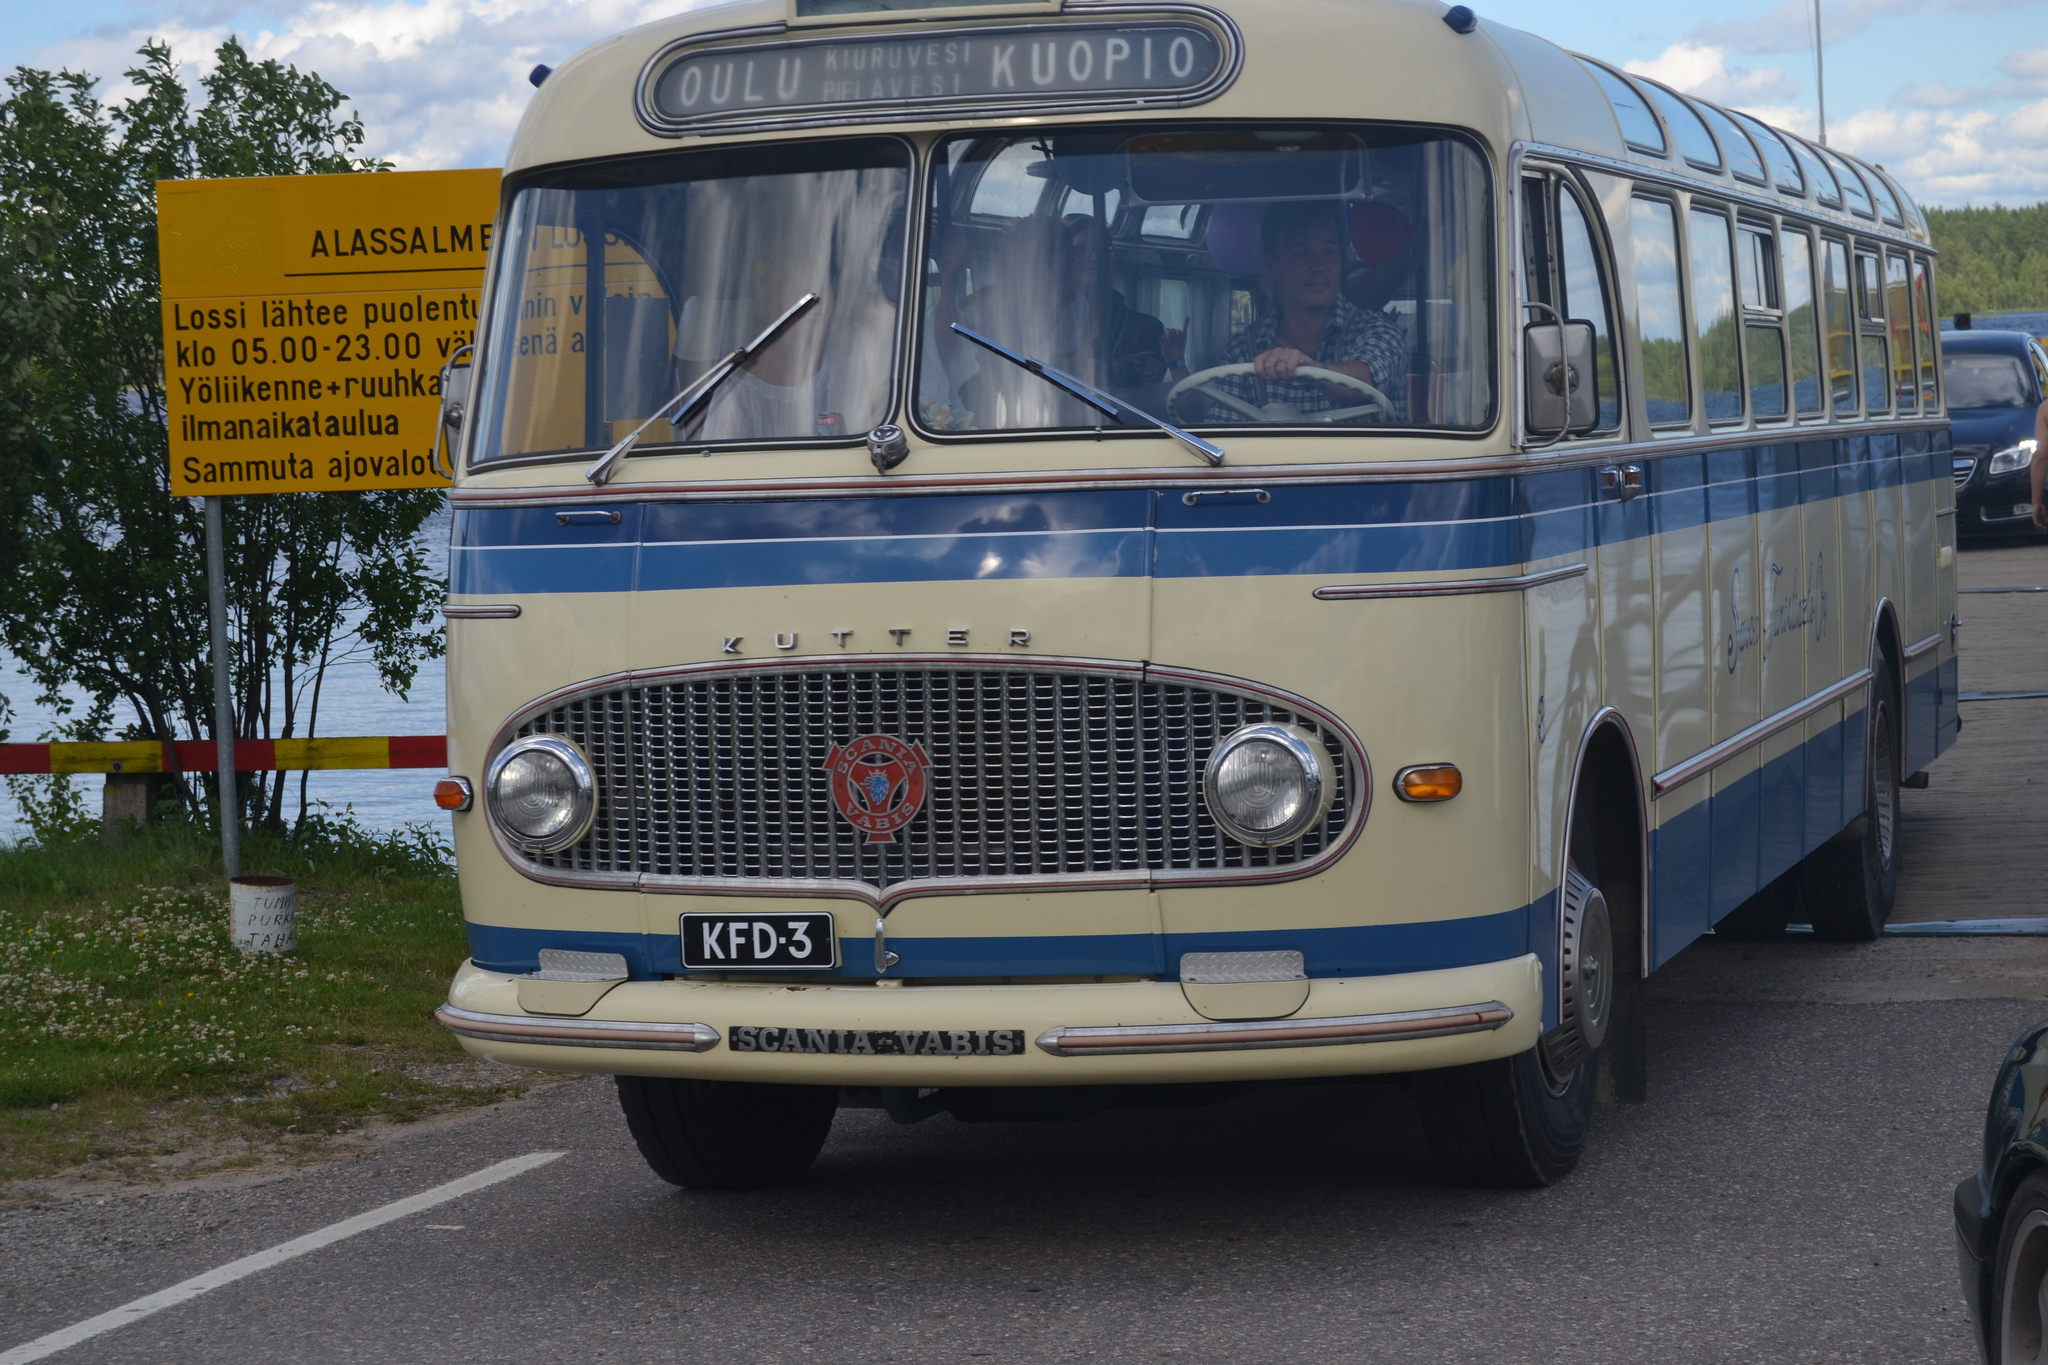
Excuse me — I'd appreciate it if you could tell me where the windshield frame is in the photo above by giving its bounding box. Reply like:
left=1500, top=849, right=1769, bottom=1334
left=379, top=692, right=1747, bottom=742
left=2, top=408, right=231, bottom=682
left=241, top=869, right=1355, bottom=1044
left=465, top=134, right=917, bottom=473
left=906, top=119, right=1500, bottom=447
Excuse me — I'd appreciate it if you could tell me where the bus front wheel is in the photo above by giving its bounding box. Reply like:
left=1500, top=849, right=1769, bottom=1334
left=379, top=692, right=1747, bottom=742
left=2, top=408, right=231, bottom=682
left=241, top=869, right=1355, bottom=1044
left=1413, top=862, right=1610, bottom=1188
left=615, top=1075, right=837, bottom=1190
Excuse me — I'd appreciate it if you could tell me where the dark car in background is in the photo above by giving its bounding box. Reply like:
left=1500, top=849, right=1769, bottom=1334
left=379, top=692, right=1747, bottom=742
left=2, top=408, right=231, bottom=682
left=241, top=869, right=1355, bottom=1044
left=1957, top=1020, right=2048, bottom=1362
left=1946, top=329, right=2048, bottom=540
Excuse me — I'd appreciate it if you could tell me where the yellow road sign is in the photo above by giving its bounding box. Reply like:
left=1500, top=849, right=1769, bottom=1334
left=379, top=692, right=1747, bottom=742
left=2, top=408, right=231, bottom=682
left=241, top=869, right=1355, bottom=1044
left=158, top=169, right=500, bottom=496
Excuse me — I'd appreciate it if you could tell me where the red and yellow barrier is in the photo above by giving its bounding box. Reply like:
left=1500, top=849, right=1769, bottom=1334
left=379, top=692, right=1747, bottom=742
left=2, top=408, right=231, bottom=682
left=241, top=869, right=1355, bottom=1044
left=0, top=736, right=447, bottom=775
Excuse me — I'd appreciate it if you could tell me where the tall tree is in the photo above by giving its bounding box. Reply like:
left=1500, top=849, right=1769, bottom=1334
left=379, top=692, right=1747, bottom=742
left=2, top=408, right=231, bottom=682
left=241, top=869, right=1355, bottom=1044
left=0, top=40, right=445, bottom=834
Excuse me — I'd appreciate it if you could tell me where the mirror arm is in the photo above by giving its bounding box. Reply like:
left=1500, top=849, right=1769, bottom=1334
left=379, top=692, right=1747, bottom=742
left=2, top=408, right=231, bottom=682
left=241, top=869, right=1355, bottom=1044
left=433, top=343, right=474, bottom=480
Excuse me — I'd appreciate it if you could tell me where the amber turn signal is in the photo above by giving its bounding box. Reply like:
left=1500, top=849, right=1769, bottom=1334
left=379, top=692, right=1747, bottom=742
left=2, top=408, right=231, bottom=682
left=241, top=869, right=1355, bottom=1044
left=1394, top=764, right=1462, bottom=803
left=434, top=777, right=474, bottom=811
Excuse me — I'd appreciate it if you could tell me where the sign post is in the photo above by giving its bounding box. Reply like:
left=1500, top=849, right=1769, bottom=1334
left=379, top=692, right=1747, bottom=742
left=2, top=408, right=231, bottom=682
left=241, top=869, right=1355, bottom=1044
left=156, top=168, right=499, bottom=879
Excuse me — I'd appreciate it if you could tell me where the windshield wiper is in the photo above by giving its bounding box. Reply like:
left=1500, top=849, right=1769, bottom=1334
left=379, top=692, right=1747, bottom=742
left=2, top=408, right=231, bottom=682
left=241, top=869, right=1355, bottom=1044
left=950, top=323, right=1224, bottom=467
left=586, top=292, right=820, bottom=485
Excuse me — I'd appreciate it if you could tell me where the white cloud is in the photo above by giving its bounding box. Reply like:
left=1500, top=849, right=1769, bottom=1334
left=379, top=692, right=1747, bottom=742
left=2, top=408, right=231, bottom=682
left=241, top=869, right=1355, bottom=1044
left=1625, top=42, right=1801, bottom=106
left=1834, top=103, right=2048, bottom=203
left=1691, top=0, right=2040, bottom=58
left=29, top=0, right=706, bottom=169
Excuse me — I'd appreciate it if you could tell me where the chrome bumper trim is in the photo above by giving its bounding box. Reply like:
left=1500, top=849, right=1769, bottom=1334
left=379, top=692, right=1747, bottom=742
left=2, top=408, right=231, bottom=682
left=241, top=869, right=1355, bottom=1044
left=1904, top=631, right=1942, bottom=661
left=1034, top=1000, right=1514, bottom=1056
left=436, top=1005, right=720, bottom=1052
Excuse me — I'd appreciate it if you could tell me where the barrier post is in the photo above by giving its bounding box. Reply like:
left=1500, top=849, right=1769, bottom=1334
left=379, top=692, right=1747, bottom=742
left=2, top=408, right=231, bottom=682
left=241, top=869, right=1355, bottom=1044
left=205, top=495, right=240, bottom=880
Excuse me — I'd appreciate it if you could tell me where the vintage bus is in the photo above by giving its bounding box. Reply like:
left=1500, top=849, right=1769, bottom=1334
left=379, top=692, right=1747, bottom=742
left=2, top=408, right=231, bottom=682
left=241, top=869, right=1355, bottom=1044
left=434, top=0, right=1957, bottom=1189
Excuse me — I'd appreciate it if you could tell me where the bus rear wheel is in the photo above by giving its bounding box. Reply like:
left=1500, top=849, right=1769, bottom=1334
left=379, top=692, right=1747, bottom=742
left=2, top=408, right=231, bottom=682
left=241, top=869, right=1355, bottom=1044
left=1802, top=657, right=1901, bottom=942
left=1414, top=863, right=1610, bottom=1188
left=615, top=1075, right=837, bottom=1190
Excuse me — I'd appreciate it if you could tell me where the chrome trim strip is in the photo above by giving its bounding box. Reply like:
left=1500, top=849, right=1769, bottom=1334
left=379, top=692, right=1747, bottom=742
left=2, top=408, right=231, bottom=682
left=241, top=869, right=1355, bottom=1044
left=443, top=603, right=522, bottom=619
left=1653, top=669, right=1872, bottom=797
left=448, top=419, right=1952, bottom=503
left=1904, top=632, right=1942, bottom=661
left=1035, top=1001, right=1514, bottom=1056
left=633, top=3, right=1243, bottom=140
left=1936, top=507, right=1957, bottom=517
left=436, top=1005, right=720, bottom=1053
left=485, top=654, right=1372, bottom=910
left=1313, top=563, right=1588, bottom=601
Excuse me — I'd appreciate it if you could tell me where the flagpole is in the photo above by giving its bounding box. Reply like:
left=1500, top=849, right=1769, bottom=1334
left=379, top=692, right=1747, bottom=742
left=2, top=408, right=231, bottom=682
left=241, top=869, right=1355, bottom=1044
left=1814, top=0, right=1828, bottom=145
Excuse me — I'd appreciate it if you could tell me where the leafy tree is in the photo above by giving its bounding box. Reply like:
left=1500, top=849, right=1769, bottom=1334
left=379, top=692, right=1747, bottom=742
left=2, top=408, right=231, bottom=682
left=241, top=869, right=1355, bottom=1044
left=0, top=40, right=444, bottom=837
left=1925, top=203, right=2048, bottom=316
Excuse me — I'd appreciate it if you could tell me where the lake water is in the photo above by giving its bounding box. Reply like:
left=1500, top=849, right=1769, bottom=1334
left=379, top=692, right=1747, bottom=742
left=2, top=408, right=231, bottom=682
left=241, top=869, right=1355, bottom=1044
left=0, top=504, right=452, bottom=842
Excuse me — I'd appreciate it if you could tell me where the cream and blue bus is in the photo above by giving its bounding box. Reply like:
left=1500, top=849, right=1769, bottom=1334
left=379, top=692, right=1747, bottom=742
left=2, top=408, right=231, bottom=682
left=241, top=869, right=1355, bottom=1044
left=434, top=0, right=1957, bottom=1189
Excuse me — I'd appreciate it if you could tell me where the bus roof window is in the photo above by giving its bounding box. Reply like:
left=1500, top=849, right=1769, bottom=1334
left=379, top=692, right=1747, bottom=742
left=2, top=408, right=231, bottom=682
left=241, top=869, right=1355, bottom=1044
left=1816, top=146, right=1875, bottom=217
left=1636, top=78, right=1723, bottom=171
left=916, top=124, right=1494, bottom=436
left=1577, top=60, right=1667, bottom=156
left=1729, top=110, right=1805, bottom=195
left=1691, top=101, right=1768, bottom=184
left=1786, top=136, right=1841, bottom=207
left=1853, top=157, right=1905, bottom=225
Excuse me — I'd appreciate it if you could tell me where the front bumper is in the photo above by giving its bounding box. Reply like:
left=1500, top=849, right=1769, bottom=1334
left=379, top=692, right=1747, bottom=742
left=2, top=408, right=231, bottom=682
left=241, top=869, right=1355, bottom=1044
left=438, top=953, right=1543, bottom=1086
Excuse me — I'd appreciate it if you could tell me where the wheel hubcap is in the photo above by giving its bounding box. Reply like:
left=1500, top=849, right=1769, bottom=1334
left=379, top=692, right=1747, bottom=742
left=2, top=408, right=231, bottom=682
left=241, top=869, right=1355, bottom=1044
left=1872, top=701, right=1897, bottom=869
left=1540, top=864, right=1614, bottom=1091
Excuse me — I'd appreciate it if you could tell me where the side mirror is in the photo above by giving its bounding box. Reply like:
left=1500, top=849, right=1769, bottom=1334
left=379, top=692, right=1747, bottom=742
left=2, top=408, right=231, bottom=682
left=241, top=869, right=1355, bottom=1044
left=1523, top=318, right=1598, bottom=441
left=434, top=344, right=474, bottom=478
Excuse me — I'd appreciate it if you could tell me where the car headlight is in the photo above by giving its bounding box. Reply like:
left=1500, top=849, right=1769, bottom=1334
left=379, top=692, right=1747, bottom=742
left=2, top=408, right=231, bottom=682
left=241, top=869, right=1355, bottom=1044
left=1988, top=438, right=2037, bottom=477
left=1201, top=724, right=1335, bottom=847
left=486, top=735, right=596, bottom=853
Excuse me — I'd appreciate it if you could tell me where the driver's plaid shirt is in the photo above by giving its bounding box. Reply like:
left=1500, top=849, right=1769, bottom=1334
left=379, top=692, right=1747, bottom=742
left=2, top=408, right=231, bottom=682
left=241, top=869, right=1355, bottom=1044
left=1211, top=295, right=1408, bottom=423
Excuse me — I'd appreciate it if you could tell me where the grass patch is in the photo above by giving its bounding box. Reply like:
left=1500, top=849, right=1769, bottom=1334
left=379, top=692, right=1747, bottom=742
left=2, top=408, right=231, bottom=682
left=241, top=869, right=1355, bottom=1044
left=0, top=806, right=529, bottom=1187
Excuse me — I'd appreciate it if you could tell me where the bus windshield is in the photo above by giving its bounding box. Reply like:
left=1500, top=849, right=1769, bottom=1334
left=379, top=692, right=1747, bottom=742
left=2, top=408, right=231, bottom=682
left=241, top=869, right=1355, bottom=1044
left=472, top=137, right=909, bottom=464
left=917, top=124, right=1493, bottom=436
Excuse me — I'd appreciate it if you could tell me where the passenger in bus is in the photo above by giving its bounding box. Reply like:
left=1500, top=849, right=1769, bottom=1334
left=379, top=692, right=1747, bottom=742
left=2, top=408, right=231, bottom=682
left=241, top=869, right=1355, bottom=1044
left=1052, top=214, right=1181, bottom=404
left=1207, top=201, right=1407, bottom=423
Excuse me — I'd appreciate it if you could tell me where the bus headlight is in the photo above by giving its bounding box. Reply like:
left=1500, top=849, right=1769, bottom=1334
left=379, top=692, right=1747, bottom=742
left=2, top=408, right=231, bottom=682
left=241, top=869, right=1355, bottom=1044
left=486, top=736, right=596, bottom=852
left=1202, top=724, right=1334, bottom=847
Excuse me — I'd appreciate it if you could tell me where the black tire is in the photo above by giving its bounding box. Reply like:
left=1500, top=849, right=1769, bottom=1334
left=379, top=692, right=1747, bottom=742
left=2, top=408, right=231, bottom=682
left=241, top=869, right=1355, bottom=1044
left=614, top=1075, right=837, bottom=1190
left=1802, top=655, right=1902, bottom=942
left=1414, top=859, right=1610, bottom=1187
left=1715, top=867, right=1799, bottom=940
left=1990, top=1170, right=2048, bottom=1365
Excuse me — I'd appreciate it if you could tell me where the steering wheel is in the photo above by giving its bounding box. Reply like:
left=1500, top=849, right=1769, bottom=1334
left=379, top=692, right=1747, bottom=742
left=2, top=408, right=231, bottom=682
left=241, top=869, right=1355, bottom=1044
left=1166, top=363, right=1395, bottom=425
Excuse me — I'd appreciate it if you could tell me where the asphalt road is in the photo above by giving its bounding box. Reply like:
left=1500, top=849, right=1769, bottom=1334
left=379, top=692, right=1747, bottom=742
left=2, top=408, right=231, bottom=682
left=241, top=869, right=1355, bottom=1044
left=5, top=539, right=2043, bottom=1364
left=2, top=934, right=2041, bottom=1364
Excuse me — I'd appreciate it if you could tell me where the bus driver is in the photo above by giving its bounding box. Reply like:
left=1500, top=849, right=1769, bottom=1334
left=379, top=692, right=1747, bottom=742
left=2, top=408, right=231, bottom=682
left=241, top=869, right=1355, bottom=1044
left=1208, top=200, right=1408, bottom=423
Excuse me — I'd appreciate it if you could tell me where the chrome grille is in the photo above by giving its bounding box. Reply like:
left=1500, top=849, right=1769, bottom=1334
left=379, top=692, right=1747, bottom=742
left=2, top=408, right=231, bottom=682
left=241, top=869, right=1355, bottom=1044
left=1955, top=449, right=1983, bottom=490
left=509, top=666, right=1357, bottom=892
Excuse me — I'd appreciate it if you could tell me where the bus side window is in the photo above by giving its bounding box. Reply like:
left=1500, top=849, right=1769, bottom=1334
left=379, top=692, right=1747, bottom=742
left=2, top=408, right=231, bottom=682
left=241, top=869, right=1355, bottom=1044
left=1886, top=251, right=1918, bottom=412
left=1737, top=220, right=1787, bottom=419
left=1688, top=205, right=1744, bottom=424
left=1781, top=226, right=1824, bottom=415
left=1630, top=195, right=1691, bottom=428
left=1821, top=238, right=1858, bottom=414
left=1912, top=257, right=1940, bottom=410
left=1522, top=173, right=1620, bottom=433
left=1856, top=249, right=1891, bottom=413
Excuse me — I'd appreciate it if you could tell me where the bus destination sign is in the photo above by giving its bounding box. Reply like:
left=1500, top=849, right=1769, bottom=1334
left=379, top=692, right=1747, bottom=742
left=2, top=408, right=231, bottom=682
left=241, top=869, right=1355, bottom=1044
left=642, top=18, right=1236, bottom=133
left=158, top=168, right=501, bottom=497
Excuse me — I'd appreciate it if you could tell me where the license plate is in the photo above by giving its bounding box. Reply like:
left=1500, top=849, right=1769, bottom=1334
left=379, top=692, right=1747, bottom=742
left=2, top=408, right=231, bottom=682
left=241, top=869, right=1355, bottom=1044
left=2019, top=504, right=2036, bottom=517
left=681, top=913, right=838, bottom=970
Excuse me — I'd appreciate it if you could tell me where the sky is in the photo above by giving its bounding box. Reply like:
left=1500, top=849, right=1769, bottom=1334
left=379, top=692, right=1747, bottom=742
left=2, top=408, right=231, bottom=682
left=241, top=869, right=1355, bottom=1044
left=3, top=0, right=2045, bottom=207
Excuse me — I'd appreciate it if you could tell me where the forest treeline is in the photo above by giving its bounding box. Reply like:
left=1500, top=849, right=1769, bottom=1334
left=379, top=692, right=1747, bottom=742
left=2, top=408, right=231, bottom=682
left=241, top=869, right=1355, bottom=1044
left=1926, top=202, right=2048, bottom=315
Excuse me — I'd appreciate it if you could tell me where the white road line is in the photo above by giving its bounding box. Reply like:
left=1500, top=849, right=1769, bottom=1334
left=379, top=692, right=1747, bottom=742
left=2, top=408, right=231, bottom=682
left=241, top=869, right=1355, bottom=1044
left=0, top=1150, right=565, bottom=1365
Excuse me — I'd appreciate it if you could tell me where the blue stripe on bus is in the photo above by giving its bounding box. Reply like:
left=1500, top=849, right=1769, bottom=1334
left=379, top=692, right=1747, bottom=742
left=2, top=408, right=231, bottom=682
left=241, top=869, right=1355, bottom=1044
left=462, top=905, right=1533, bottom=983
left=451, top=428, right=1948, bottom=594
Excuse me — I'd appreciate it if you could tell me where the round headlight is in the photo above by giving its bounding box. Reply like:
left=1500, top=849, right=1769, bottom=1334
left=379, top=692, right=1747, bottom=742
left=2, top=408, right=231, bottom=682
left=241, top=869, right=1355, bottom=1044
left=486, top=736, right=596, bottom=853
left=1202, top=724, right=1335, bottom=847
